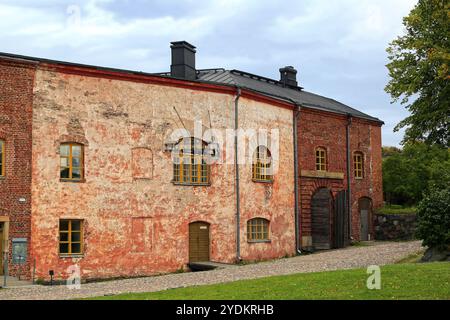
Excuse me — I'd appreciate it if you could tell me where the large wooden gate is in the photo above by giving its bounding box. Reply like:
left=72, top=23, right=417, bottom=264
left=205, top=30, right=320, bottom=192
left=334, top=190, right=349, bottom=248
left=189, top=222, right=210, bottom=262
left=311, top=188, right=332, bottom=250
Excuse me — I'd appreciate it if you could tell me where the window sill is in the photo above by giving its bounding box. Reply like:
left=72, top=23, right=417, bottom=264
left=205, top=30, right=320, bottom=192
left=247, top=240, right=271, bottom=244
left=355, top=177, right=364, bottom=180
left=172, top=182, right=211, bottom=187
left=60, top=178, right=86, bottom=183
left=59, top=254, right=84, bottom=259
left=301, top=170, right=344, bottom=180
left=252, top=179, right=273, bottom=184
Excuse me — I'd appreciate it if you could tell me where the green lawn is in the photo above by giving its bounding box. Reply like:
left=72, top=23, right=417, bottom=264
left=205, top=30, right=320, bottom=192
left=90, top=262, right=450, bottom=300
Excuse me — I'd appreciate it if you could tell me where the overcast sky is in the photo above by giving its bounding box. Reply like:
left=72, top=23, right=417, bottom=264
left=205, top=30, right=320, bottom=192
left=0, top=0, right=417, bottom=146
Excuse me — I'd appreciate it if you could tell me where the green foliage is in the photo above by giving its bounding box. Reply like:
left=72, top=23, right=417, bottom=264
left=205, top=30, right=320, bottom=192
left=416, top=186, right=450, bottom=250
left=89, top=262, right=450, bottom=300
left=377, top=205, right=417, bottom=215
left=382, top=146, right=402, bottom=158
left=385, top=0, right=450, bottom=147
left=382, top=142, right=450, bottom=205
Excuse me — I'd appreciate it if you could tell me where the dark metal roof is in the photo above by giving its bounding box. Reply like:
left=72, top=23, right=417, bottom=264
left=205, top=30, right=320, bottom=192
left=198, top=69, right=383, bottom=124
left=0, top=51, right=383, bottom=124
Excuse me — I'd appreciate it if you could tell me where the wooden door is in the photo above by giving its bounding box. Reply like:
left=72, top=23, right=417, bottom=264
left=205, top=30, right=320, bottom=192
left=359, top=198, right=372, bottom=241
left=311, top=188, right=332, bottom=250
left=189, top=222, right=210, bottom=262
left=360, top=210, right=369, bottom=241
left=334, top=190, right=349, bottom=249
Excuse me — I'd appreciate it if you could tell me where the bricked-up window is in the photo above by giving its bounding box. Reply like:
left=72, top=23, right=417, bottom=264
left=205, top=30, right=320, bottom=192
left=252, top=146, right=273, bottom=182
left=316, top=147, right=327, bottom=171
left=60, top=143, right=83, bottom=181
left=59, top=219, right=83, bottom=255
left=172, top=138, right=210, bottom=185
left=354, top=152, right=364, bottom=179
left=0, top=140, right=4, bottom=177
left=247, top=218, right=270, bottom=242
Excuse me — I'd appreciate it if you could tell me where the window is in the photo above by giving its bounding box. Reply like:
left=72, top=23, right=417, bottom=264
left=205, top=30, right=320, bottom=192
left=0, top=140, right=4, bottom=177
left=173, top=137, right=210, bottom=185
left=247, top=218, right=270, bottom=242
left=354, top=152, right=364, bottom=179
left=59, top=219, right=83, bottom=255
left=252, top=146, right=273, bottom=182
left=60, top=143, right=83, bottom=180
left=315, top=147, right=327, bottom=171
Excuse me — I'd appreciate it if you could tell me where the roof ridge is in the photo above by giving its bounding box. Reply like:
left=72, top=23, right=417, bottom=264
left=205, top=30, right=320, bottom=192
left=230, top=69, right=303, bottom=91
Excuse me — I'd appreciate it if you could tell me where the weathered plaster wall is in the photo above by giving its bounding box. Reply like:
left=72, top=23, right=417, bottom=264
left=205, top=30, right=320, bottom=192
left=30, top=69, right=295, bottom=280
left=238, top=97, right=295, bottom=261
left=297, top=108, right=383, bottom=248
left=0, top=58, right=35, bottom=278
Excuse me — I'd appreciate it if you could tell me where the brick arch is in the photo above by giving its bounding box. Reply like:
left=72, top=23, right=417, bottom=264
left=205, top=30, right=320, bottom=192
left=299, top=177, right=345, bottom=249
left=54, top=134, right=89, bottom=154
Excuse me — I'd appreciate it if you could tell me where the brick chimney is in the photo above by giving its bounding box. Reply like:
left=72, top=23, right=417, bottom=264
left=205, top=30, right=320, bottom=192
left=170, top=41, right=196, bottom=80
left=279, top=66, right=298, bottom=87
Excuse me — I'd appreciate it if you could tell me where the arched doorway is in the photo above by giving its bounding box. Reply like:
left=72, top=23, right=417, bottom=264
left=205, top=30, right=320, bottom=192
left=189, top=222, right=210, bottom=262
left=359, top=197, right=372, bottom=241
left=311, top=188, right=333, bottom=250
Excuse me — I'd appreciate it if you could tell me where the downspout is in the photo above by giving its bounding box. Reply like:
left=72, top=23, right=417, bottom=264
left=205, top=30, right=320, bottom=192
left=234, top=87, right=242, bottom=262
left=293, top=105, right=302, bottom=254
left=346, top=114, right=353, bottom=243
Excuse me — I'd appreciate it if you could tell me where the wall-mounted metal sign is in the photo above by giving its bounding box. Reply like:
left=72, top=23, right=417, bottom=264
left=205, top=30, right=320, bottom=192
left=12, top=238, right=27, bottom=265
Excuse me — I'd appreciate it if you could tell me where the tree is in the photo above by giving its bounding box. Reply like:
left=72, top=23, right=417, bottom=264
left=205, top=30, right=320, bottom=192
left=382, top=146, right=402, bottom=158
left=385, top=0, right=450, bottom=147
left=416, top=186, right=450, bottom=252
left=382, top=142, right=449, bottom=205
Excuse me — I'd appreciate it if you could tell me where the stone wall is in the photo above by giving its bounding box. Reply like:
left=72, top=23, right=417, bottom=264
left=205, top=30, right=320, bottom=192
left=374, top=213, right=417, bottom=241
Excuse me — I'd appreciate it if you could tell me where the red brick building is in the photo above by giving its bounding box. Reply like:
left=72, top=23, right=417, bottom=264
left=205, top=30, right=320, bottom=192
left=0, top=41, right=382, bottom=282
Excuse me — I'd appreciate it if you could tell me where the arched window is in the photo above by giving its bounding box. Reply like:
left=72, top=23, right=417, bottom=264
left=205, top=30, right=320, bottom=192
left=252, top=146, right=273, bottom=182
left=60, top=143, right=84, bottom=181
left=173, top=137, right=210, bottom=185
left=315, top=147, right=327, bottom=171
left=354, top=152, right=364, bottom=179
left=0, top=140, right=5, bottom=177
left=247, top=218, right=270, bottom=241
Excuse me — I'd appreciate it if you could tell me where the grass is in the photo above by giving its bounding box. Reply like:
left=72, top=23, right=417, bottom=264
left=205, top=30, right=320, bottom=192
left=377, top=205, right=417, bottom=215
left=395, top=250, right=425, bottom=264
left=89, top=262, right=450, bottom=300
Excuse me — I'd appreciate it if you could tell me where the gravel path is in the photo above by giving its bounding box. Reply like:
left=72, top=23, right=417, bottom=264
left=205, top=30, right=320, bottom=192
left=0, top=241, right=423, bottom=300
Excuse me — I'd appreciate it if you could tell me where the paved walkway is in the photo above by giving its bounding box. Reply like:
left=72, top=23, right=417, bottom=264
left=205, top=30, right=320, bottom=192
left=0, top=241, right=423, bottom=300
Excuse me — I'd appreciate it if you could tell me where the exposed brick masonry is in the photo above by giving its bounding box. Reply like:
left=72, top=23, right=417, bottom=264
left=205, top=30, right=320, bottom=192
left=0, top=58, right=36, bottom=278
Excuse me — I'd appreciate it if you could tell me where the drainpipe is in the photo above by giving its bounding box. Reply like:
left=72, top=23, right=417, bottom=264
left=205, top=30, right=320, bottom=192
left=293, top=105, right=302, bottom=254
left=234, top=87, right=242, bottom=262
left=346, top=114, right=353, bottom=243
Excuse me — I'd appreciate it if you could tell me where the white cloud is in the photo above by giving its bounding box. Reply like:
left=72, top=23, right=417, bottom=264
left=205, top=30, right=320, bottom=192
left=0, top=0, right=418, bottom=145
